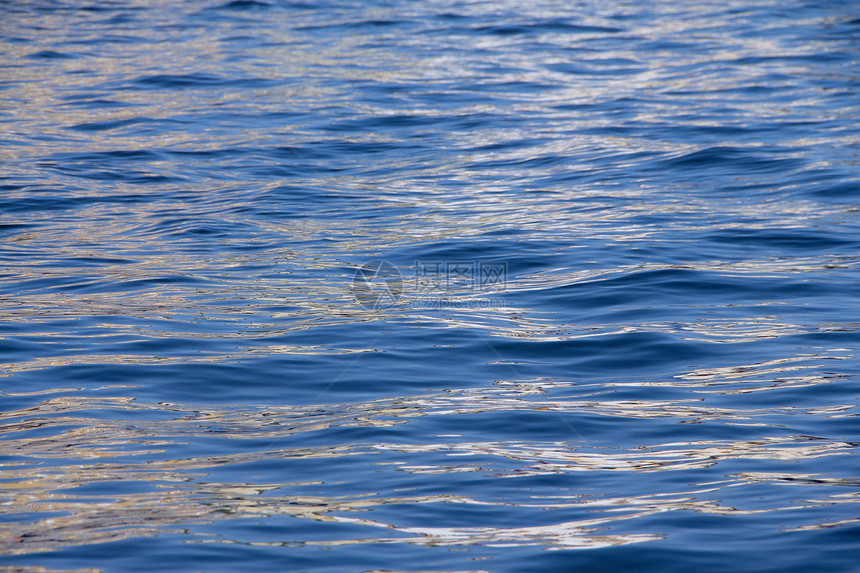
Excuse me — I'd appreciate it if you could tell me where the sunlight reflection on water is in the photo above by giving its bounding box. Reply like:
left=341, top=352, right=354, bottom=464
left=1, top=0, right=859, bottom=571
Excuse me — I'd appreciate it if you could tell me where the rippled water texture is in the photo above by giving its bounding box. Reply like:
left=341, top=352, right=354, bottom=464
left=1, top=0, right=860, bottom=571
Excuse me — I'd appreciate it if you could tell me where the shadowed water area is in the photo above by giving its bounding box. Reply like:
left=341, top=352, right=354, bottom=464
left=1, top=0, right=859, bottom=571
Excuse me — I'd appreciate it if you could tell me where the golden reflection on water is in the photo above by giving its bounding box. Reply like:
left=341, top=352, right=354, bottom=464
left=0, top=565, right=102, bottom=573
left=1, top=0, right=857, bottom=566
left=377, top=437, right=855, bottom=475
left=1, top=345, right=857, bottom=555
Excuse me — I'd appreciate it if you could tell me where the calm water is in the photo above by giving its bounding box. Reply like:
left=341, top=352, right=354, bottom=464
left=1, top=1, right=859, bottom=571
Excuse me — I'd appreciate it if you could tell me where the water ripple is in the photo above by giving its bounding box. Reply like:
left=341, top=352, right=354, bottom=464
left=1, top=0, right=859, bottom=570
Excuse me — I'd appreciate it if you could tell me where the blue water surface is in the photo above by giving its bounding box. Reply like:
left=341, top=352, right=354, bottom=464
left=1, top=0, right=859, bottom=571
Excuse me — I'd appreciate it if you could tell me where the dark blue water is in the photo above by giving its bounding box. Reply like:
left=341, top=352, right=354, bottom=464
left=1, top=1, right=859, bottom=571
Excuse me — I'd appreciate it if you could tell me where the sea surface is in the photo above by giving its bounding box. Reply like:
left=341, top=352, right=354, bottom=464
left=1, top=1, right=859, bottom=571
